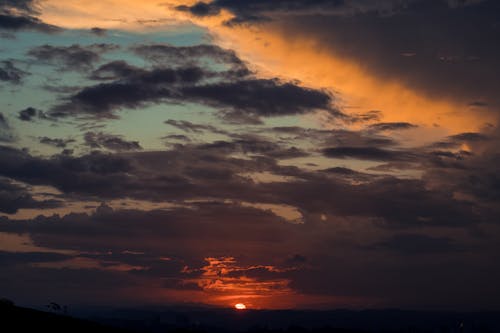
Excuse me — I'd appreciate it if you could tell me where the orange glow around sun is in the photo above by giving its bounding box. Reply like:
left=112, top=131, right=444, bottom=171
left=235, top=303, right=247, bottom=310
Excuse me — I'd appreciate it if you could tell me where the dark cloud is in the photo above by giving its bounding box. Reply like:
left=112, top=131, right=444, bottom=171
left=0, top=250, right=71, bottom=266
left=320, top=166, right=380, bottom=183
left=1, top=0, right=38, bottom=13
left=52, top=55, right=337, bottom=121
left=90, top=60, right=144, bottom=80
left=430, top=131, right=491, bottom=150
left=0, top=60, right=27, bottom=84
left=132, top=43, right=249, bottom=75
left=322, top=146, right=413, bottom=161
left=176, top=2, right=221, bottom=17
left=424, top=137, right=500, bottom=202
left=83, top=131, right=142, bottom=151
left=18, top=107, right=49, bottom=121
left=27, top=44, right=119, bottom=71
left=173, top=0, right=346, bottom=21
left=39, top=136, right=75, bottom=148
left=0, top=13, right=59, bottom=32
left=90, top=27, right=107, bottom=36
left=164, top=119, right=229, bottom=135
left=0, top=198, right=497, bottom=309
left=269, top=0, right=500, bottom=110
left=0, top=203, right=295, bottom=255
left=0, top=143, right=489, bottom=228
left=52, top=65, right=208, bottom=118
left=0, top=177, right=62, bottom=214
left=0, top=112, right=14, bottom=142
left=448, top=132, right=490, bottom=142
left=368, top=122, right=418, bottom=131
left=0, top=1, right=59, bottom=33
left=174, top=0, right=464, bottom=26
left=162, top=134, right=192, bottom=142
left=18, top=107, right=36, bottom=121
left=182, top=79, right=336, bottom=118
left=198, top=135, right=308, bottom=159
left=0, top=146, right=134, bottom=197
left=368, top=233, right=465, bottom=254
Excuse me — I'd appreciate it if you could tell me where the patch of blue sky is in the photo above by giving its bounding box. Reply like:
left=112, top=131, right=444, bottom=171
left=105, top=102, right=230, bottom=151
left=1, top=24, right=214, bottom=154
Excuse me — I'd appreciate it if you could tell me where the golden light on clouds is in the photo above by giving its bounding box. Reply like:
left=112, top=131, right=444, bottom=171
left=37, top=1, right=496, bottom=139
left=39, top=0, right=183, bottom=30
left=207, top=24, right=496, bottom=137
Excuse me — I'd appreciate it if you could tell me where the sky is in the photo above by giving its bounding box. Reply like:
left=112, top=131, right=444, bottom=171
left=0, top=0, right=500, bottom=311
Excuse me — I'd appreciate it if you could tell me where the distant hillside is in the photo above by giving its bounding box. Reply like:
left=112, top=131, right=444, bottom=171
left=0, top=301, right=133, bottom=333
left=2, top=300, right=499, bottom=333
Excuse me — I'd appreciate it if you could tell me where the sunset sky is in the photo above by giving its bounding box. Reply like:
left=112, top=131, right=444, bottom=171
left=1, top=0, right=500, bottom=311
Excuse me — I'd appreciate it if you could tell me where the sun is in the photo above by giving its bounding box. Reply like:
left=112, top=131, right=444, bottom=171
left=234, top=303, right=247, bottom=310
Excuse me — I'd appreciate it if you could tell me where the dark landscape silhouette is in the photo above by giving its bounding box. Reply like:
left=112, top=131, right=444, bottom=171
left=2, top=299, right=499, bottom=333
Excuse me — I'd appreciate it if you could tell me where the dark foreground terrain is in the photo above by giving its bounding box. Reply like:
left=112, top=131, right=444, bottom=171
left=1, top=300, right=499, bottom=333
left=0, top=301, right=132, bottom=333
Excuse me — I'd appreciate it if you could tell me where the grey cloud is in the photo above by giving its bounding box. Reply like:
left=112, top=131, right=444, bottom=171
left=368, top=233, right=466, bottom=254
left=28, top=44, right=119, bottom=71
left=0, top=177, right=62, bottom=214
left=0, top=60, right=27, bottom=84
left=368, top=122, right=418, bottom=132
left=39, top=136, right=75, bottom=148
left=164, top=119, right=229, bottom=135
left=322, top=146, right=413, bottom=161
left=0, top=112, right=14, bottom=142
left=0, top=1, right=59, bottom=33
left=52, top=58, right=337, bottom=122
left=84, top=131, right=142, bottom=152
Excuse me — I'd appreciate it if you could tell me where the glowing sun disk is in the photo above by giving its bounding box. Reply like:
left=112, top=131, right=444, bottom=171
left=235, top=303, right=246, bottom=310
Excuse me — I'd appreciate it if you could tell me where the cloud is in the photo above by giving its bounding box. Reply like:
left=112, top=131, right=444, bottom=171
left=0, top=13, right=59, bottom=32
left=89, top=60, right=144, bottom=80
left=0, top=197, right=497, bottom=308
left=174, top=0, right=400, bottom=23
left=175, top=2, right=221, bottom=17
left=0, top=60, right=27, bottom=84
left=51, top=52, right=337, bottom=121
left=0, top=0, right=60, bottom=33
left=368, top=122, right=418, bottom=132
left=52, top=65, right=209, bottom=118
left=164, top=119, right=229, bottom=135
left=182, top=78, right=336, bottom=118
left=27, top=44, right=119, bottom=71
left=0, top=142, right=488, bottom=228
left=131, top=43, right=249, bottom=74
left=368, top=233, right=465, bottom=254
left=448, top=132, right=490, bottom=142
left=322, top=146, right=413, bottom=161
left=39, top=137, right=75, bottom=149
left=0, top=250, right=71, bottom=266
left=0, top=146, right=134, bottom=198
left=90, top=27, right=107, bottom=36
left=83, top=131, right=142, bottom=151
left=18, top=107, right=49, bottom=121
left=0, top=177, right=62, bottom=214
left=267, top=0, right=500, bottom=112
left=0, top=113, right=14, bottom=142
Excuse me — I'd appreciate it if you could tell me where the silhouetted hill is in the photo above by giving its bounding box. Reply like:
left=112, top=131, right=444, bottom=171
left=80, top=306, right=500, bottom=333
left=2, top=300, right=499, bottom=333
left=0, top=301, right=134, bottom=333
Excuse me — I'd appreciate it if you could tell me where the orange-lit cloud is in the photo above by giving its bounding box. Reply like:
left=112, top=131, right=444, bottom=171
left=180, top=257, right=292, bottom=308
left=206, top=24, right=496, bottom=136
left=39, top=1, right=496, bottom=142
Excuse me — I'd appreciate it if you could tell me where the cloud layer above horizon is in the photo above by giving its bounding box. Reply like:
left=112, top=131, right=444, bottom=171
left=1, top=0, right=499, bottom=311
